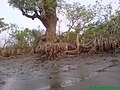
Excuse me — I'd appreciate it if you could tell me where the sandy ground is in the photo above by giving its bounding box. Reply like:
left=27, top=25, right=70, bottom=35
left=0, top=53, right=120, bottom=90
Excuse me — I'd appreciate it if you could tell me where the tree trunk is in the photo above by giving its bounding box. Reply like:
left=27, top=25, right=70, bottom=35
left=40, top=0, right=57, bottom=43
left=45, top=15, right=57, bottom=42
left=76, top=33, right=80, bottom=53
left=40, top=14, right=57, bottom=43
left=67, top=31, right=70, bottom=41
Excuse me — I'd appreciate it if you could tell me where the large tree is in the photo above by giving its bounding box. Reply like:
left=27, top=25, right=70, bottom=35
left=8, top=0, right=61, bottom=42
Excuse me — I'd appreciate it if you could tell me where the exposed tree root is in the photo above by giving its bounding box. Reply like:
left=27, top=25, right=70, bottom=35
left=0, top=37, right=120, bottom=60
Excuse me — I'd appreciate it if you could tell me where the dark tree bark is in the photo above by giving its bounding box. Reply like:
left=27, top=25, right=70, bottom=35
left=42, top=13, right=57, bottom=42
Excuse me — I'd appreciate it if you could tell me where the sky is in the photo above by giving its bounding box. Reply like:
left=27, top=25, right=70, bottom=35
left=0, top=0, right=119, bottom=46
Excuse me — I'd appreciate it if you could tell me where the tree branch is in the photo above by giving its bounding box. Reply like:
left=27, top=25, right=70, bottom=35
left=20, top=8, right=48, bottom=28
left=20, top=9, right=37, bottom=20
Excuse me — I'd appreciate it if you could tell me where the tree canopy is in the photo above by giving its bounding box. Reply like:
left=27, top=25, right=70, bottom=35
left=8, top=0, right=57, bottom=20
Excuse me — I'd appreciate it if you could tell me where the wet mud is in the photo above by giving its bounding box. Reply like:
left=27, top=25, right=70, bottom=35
left=0, top=53, right=120, bottom=90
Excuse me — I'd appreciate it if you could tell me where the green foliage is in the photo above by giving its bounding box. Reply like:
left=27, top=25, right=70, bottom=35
left=8, top=0, right=64, bottom=16
left=9, top=23, right=44, bottom=48
left=63, top=31, right=77, bottom=41
left=93, top=9, right=120, bottom=38
left=115, top=30, right=120, bottom=37
left=84, top=29, right=109, bottom=38
left=11, top=28, right=34, bottom=48
left=8, top=0, right=41, bottom=10
left=0, top=18, right=9, bottom=33
left=107, top=10, right=120, bottom=37
left=79, top=1, right=120, bottom=39
left=65, top=2, right=96, bottom=34
left=82, top=9, right=120, bottom=39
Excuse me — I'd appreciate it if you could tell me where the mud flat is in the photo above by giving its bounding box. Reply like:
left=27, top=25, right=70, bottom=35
left=0, top=53, right=120, bottom=90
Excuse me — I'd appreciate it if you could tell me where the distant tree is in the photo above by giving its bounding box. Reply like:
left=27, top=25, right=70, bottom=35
left=9, top=24, right=44, bottom=48
left=10, top=27, right=33, bottom=48
left=89, top=3, right=120, bottom=38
